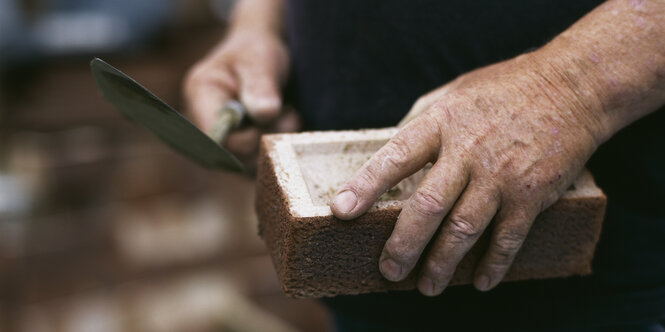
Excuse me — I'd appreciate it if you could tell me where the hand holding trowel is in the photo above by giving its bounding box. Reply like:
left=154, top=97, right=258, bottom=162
left=91, top=58, right=249, bottom=173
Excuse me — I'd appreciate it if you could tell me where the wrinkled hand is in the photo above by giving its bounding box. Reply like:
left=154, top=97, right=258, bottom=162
left=183, top=28, right=298, bottom=169
left=331, top=52, right=606, bottom=295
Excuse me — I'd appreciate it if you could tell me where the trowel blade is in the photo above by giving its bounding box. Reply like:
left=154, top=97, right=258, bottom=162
left=90, top=58, right=244, bottom=172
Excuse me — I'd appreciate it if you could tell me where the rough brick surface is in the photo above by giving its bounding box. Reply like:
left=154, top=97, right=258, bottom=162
left=256, top=128, right=606, bottom=299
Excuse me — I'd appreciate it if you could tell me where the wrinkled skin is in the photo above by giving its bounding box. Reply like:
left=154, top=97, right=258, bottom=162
left=185, top=0, right=665, bottom=297
left=331, top=0, right=665, bottom=296
left=330, top=51, right=605, bottom=295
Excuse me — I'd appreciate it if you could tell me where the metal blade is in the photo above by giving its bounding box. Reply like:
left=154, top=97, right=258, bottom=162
left=90, top=58, right=244, bottom=173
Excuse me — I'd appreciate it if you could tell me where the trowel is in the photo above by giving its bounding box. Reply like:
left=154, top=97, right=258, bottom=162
left=90, top=58, right=245, bottom=173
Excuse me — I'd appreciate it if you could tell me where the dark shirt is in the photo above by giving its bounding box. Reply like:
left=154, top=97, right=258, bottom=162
left=286, top=1, right=665, bottom=330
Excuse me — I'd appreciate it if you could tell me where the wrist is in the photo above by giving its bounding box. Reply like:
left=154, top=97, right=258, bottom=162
left=524, top=46, right=613, bottom=146
left=532, top=0, right=665, bottom=143
left=229, top=0, right=284, bottom=38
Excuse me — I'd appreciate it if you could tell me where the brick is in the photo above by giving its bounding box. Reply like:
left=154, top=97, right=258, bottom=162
left=256, top=128, right=606, bottom=298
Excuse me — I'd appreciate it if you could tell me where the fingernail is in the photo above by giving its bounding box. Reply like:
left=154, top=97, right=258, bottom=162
left=475, top=274, right=490, bottom=291
left=245, top=94, right=280, bottom=112
left=332, top=190, right=357, bottom=215
left=380, top=258, right=402, bottom=281
left=418, top=277, right=436, bottom=296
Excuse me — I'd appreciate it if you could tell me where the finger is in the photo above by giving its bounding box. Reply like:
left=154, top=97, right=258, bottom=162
left=183, top=65, right=237, bottom=132
left=224, top=108, right=300, bottom=159
left=224, top=126, right=262, bottom=157
left=473, top=207, right=537, bottom=291
left=416, top=183, right=500, bottom=296
left=236, top=61, right=283, bottom=124
left=378, top=156, right=469, bottom=282
left=330, top=115, right=441, bottom=220
left=270, top=107, right=301, bottom=133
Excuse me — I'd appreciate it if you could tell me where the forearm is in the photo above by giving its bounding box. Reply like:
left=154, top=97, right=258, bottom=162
left=229, top=0, right=285, bottom=36
left=533, top=0, right=665, bottom=144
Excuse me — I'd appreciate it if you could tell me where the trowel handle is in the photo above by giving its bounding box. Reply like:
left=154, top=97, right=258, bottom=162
left=207, top=100, right=247, bottom=144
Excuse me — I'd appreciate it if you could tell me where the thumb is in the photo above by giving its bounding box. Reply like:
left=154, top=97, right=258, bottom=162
left=236, top=62, right=283, bottom=124
left=398, top=84, right=453, bottom=127
left=398, top=93, right=437, bottom=128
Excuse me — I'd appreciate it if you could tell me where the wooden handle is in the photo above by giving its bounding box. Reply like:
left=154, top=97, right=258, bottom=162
left=207, top=100, right=247, bottom=144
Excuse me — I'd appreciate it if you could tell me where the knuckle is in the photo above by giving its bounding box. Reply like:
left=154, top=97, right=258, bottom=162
left=184, top=62, right=208, bottom=82
left=410, top=187, right=447, bottom=217
left=493, top=228, right=527, bottom=257
left=385, top=235, right=417, bottom=263
left=446, top=214, right=483, bottom=241
left=409, top=96, right=431, bottom=116
left=183, top=66, right=202, bottom=92
left=381, top=135, right=412, bottom=170
left=484, top=261, right=511, bottom=276
left=430, top=99, right=455, bottom=120
left=424, top=259, right=453, bottom=281
left=183, top=64, right=220, bottom=98
left=413, top=96, right=429, bottom=109
left=354, top=167, right=379, bottom=193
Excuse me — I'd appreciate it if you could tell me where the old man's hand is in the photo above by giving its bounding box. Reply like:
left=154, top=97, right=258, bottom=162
left=331, top=49, right=608, bottom=296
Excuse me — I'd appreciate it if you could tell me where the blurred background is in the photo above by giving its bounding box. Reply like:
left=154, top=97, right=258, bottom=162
left=0, top=0, right=332, bottom=331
